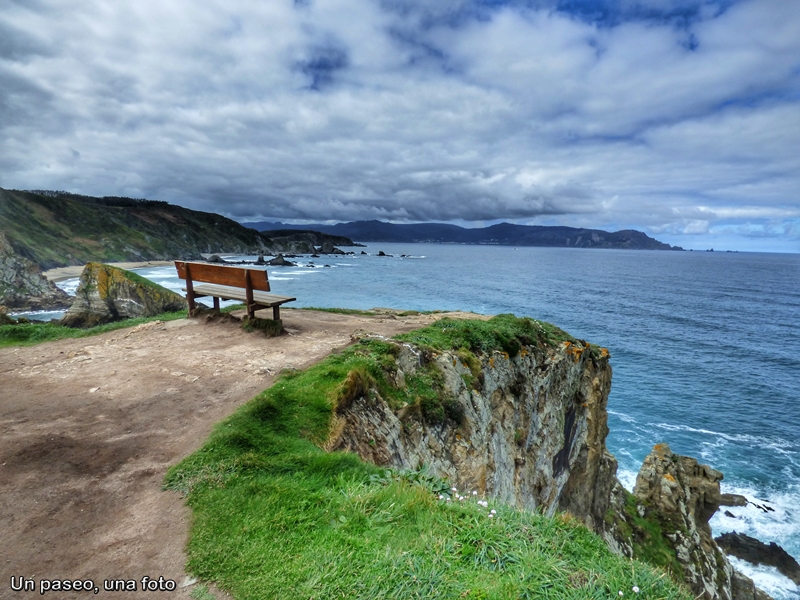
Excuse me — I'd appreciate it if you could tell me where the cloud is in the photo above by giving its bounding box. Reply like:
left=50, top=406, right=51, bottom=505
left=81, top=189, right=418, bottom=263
left=0, top=0, right=798, bottom=250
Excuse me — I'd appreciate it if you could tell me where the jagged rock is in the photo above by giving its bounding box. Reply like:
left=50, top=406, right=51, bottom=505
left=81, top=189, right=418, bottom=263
left=716, top=532, right=800, bottom=585
left=315, top=241, right=345, bottom=255
left=329, top=333, right=771, bottom=600
left=721, top=494, right=749, bottom=507
left=254, top=254, right=265, bottom=265
left=625, top=443, right=771, bottom=600
left=377, top=251, right=387, bottom=256
left=360, top=251, right=367, bottom=255
left=267, top=254, right=296, bottom=267
left=330, top=338, right=616, bottom=529
left=205, top=254, right=226, bottom=263
left=60, top=263, right=188, bottom=328
left=0, top=232, right=71, bottom=310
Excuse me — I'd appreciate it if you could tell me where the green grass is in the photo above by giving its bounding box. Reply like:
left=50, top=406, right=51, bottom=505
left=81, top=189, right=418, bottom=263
left=396, top=313, right=579, bottom=358
left=0, top=310, right=187, bottom=348
left=606, top=491, right=685, bottom=580
left=166, top=317, right=690, bottom=600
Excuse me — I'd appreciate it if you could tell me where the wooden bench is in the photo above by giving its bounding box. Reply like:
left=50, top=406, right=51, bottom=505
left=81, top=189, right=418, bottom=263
left=174, top=261, right=296, bottom=320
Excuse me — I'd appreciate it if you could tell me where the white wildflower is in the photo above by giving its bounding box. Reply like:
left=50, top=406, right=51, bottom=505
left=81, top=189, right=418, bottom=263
left=490, top=509, right=496, bottom=514
left=472, top=491, right=477, bottom=496
left=632, top=586, right=640, bottom=594
left=618, top=592, right=624, bottom=597
left=488, top=514, right=494, bottom=518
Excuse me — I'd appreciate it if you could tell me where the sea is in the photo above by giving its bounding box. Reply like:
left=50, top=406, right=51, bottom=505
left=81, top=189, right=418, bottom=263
left=17, top=244, right=800, bottom=598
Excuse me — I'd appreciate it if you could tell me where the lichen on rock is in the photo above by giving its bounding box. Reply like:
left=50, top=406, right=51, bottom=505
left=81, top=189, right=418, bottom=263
left=60, top=262, right=187, bottom=328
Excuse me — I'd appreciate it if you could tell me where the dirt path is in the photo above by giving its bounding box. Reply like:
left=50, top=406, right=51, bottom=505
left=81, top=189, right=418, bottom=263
left=0, top=309, right=464, bottom=599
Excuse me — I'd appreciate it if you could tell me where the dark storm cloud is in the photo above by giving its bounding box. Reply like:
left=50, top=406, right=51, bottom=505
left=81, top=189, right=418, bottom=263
left=0, top=0, right=799, bottom=251
left=295, top=42, right=350, bottom=90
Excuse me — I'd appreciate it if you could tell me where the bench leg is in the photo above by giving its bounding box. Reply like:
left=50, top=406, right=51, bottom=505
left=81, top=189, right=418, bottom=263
left=213, top=297, right=220, bottom=313
left=273, top=305, right=280, bottom=321
left=248, top=304, right=256, bottom=319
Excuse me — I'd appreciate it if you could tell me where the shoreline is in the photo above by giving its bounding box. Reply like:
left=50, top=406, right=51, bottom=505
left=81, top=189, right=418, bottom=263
left=43, top=260, right=173, bottom=282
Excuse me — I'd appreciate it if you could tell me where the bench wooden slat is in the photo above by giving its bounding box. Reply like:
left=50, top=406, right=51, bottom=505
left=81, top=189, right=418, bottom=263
left=175, top=261, right=270, bottom=292
left=192, top=284, right=295, bottom=307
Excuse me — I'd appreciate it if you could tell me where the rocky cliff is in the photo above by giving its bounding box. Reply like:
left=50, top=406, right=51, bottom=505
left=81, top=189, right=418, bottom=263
left=0, top=232, right=71, bottom=310
left=329, top=323, right=770, bottom=600
left=60, top=263, right=188, bottom=327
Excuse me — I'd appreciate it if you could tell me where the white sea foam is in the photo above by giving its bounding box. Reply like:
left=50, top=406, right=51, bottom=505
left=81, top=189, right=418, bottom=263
left=654, top=423, right=795, bottom=452
left=727, top=556, right=799, bottom=600
left=617, top=467, right=638, bottom=492
left=608, top=410, right=637, bottom=424
left=56, top=278, right=79, bottom=295
left=710, top=480, right=800, bottom=600
left=8, top=309, right=66, bottom=321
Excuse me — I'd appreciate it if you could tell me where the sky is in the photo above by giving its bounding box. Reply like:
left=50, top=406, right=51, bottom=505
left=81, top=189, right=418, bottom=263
left=1, top=0, right=799, bottom=252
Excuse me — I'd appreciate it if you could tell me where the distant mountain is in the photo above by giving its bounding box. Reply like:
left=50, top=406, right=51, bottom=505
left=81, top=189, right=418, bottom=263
left=0, top=189, right=357, bottom=270
left=246, top=219, right=683, bottom=251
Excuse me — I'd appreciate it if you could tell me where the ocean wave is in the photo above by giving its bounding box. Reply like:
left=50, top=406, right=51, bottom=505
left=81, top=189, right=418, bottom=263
left=616, top=467, right=638, bottom=492
left=55, top=278, right=79, bottom=295
left=654, top=422, right=796, bottom=453
left=608, top=410, right=637, bottom=424
left=727, top=557, right=799, bottom=600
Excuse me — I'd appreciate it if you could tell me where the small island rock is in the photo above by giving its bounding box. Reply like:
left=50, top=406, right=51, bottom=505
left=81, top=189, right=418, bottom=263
left=267, top=254, right=296, bottom=267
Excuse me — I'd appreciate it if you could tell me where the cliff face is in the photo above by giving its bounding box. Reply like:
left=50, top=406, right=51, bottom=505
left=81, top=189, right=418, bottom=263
left=332, top=338, right=616, bottom=531
left=330, top=333, right=769, bottom=600
left=0, top=232, right=71, bottom=310
left=60, top=263, right=188, bottom=327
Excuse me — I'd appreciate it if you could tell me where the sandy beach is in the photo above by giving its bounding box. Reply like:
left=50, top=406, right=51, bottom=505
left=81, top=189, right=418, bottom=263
left=43, top=261, right=174, bottom=282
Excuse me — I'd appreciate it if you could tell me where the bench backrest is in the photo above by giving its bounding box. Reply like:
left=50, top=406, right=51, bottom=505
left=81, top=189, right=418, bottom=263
left=174, top=261, right=271, bottom=292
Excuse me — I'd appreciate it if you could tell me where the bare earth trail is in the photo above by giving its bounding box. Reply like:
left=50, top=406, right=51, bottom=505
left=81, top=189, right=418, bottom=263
left=0, top=309, right=467, bottom=599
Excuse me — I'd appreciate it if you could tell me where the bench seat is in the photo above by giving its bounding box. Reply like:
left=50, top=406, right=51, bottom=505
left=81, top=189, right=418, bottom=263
left=191, top=283, right=296, bottom=320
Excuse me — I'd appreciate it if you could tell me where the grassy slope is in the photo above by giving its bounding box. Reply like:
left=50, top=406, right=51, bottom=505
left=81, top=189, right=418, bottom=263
left=0, top=302, right=252, bottom=347
left=165, top=315, right=691, bottom=599
left=0, top=311, right=188, bottom=347
left=0, top=189, right=270, bottom=269
left=0, top=189, right=358, bottom=269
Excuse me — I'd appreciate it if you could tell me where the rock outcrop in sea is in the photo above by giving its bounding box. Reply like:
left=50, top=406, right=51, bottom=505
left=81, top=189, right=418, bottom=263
left=0, top=232, right=71, bottom=310
left=61, top=262, right=188, bottom=328
left=716, top=532, right=800, bottom=586
left=328, top=333, right=772, bottom=600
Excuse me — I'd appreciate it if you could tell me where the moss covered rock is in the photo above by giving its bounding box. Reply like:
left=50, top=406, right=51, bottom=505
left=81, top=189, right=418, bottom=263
left=61, top=263, right=187, bottom=328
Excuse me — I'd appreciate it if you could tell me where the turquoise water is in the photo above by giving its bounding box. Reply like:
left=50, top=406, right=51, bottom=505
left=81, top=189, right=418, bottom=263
left=54, top=244, right=800, bottom=597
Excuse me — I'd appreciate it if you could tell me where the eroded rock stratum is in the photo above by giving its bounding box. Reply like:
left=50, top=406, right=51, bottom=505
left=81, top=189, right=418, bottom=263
left=330, top=333, right=771, bottom=600
left=61, top=262, right=188, bottom=328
